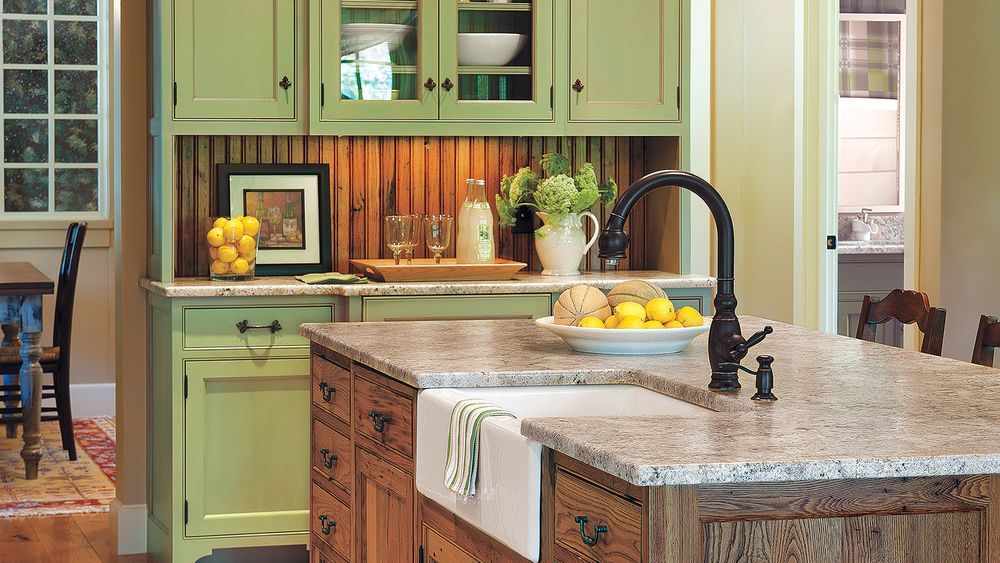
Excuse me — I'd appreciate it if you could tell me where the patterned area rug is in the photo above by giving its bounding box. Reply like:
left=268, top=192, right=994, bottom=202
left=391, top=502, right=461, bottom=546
left=0, top=417, right=115, bottom=517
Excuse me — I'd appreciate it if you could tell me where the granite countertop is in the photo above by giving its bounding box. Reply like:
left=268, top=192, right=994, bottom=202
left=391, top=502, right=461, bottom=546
left=838, top=240, right=905, bottom=255
left=301, top=317, right=1000, bottom=487
left=140, top=270, right=716, bottom=298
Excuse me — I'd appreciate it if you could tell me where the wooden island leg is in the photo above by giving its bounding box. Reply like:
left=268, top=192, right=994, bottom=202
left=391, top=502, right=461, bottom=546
left=1, top=324, right=20, bottom=438
left=17, top=297, right=43, bottom=480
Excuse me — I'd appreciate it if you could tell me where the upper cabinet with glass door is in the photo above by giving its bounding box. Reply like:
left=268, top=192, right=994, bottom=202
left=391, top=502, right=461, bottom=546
left=438, top=0, right=552, bottom=121
left=316, top=0, right=439, bottom=120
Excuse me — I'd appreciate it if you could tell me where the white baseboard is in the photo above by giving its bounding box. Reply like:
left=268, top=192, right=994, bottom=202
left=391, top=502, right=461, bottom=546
left=70, top=383, right=115, bottom=417
left=109, top=499, right=148, bottom=555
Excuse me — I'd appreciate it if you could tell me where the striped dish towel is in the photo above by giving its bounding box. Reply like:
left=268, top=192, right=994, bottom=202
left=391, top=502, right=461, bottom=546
left=444, top=399, right=516, bottom=496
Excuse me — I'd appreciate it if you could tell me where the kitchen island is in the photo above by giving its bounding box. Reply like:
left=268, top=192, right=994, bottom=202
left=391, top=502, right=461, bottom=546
left=302, top=317, right=1000, bottom=562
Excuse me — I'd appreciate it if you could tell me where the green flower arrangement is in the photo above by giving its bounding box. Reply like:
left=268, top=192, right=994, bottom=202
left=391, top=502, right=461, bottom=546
left=496, top=152, right=618, bottom=227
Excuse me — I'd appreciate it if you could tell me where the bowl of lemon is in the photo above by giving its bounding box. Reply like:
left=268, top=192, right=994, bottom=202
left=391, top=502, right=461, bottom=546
left=535, top=281, right=710, bottom=355
left=206, top=215, right=261, bottom=281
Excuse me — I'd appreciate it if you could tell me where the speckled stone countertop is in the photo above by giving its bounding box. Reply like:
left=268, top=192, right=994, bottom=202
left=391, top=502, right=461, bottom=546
left=301, top=317, right=1000, bottom=486
left=140, top=270, right=715, bottom=298
left=838, top=240, right=905, bottom=255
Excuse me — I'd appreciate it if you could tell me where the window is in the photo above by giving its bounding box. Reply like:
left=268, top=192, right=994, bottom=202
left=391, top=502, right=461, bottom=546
left=0, top=0, right=105, bottom=218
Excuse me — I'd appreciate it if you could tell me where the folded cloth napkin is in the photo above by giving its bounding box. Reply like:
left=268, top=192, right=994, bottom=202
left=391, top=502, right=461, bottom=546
left=295, top=272, right=368, bottom=285
left=444, top=399, right=515, bottom=496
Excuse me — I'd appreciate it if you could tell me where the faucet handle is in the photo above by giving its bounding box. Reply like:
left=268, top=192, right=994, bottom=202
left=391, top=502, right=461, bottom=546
left=735, top=326, right=773, bottom=357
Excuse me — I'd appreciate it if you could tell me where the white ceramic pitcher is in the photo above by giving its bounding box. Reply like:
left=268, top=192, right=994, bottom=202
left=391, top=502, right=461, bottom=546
left=534, top=212, right=600, bottom=276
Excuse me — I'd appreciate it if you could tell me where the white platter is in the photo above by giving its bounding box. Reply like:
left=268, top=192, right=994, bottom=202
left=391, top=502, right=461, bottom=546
left=535, top=315, right=711, bottom=355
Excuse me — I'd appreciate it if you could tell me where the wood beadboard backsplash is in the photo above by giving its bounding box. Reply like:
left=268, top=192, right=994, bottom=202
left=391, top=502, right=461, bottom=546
left=174, top=136, right=649, bottom=277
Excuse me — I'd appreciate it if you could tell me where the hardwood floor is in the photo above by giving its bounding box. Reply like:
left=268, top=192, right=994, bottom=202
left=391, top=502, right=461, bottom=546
left=0, top=513, right=149, bottom=563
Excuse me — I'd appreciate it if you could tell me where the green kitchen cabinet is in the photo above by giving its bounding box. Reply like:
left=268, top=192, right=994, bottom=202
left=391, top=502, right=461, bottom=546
left=184, top=358, right=310, bottom=537
left=568, top=0, right=681, bottom=122
left=360, top=294, right=552, bottom=321
left=173, top=0, right=298, bottom=120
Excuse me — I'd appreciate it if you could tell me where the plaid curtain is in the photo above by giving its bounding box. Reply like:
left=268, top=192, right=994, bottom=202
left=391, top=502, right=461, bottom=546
left=839, top=20, right=901, bottom=99
left=840, top=0, right=905, bottom=14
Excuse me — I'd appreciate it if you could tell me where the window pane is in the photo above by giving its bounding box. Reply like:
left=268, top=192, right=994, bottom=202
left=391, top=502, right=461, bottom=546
left=54, top=21, right=96, bottom=65
left=4, top=168, right=48, bottom=211
left=4, top=69, right=47, bottom=113
left=3, top=19, right=47, bottom=64
left=55, top=119, right=97, bottom=162
left=55, top=70, right=97, bottom=114
left=3, top=0, right=46, bottom=14
left=4, top=119, right=47, bottom=162
left=55, top=168, right=97, bottom=211
left=54, top=0, right=96, bottom=16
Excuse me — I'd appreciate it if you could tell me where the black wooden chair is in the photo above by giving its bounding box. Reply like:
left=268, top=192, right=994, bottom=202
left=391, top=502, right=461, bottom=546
left=855, top=288, right=947, bottom=356
left=0, top=222, right=87, bottom=459
left=972, top=315, right=1000, bottom=367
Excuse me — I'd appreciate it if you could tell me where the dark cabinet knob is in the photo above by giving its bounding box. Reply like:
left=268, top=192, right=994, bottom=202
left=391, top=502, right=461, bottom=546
left=572, top=79, right=585, bottom=92
left=279, top=75, right=292, bottom=90
left=368, top=411, right=391, bottom=433
left=424, top=77, right=437, bottom=91
left=442, top=78, right=454, bottom=91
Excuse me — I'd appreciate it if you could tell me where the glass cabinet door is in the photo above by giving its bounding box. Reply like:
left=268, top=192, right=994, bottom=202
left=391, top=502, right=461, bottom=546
left=319, top=0, right=439, bottom=120
left=438, top=0, right=553, bottom=121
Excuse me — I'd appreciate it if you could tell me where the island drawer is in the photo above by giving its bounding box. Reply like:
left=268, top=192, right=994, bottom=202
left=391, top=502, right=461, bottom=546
left=311, top=482, right=352, bottom=560
left=361, top=294, right=551, bottom=322
left=311, top=418, right=352, bottom=494
left=310, top=534, right=347, bottom=563
left=183, top=305, right=333, bottom=350
left=312, top=354, right=351, bottom=423
left=353, top=365, right=415, bottom=466
left=554, top=468, right=642, bottom=562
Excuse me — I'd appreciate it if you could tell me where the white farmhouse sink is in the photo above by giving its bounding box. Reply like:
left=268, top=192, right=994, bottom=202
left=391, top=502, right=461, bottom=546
left=415, top=385, right=712, bottom=562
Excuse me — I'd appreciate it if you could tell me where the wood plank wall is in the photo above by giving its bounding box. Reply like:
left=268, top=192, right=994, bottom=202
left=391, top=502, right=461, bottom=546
left=174, top=136, right=648, bottom=277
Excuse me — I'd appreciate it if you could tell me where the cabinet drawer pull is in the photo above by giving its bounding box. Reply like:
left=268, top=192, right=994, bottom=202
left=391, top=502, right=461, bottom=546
left=572, top=79, right=585, bottom=92
left=575, top=516, right=607, bottom=546
left=424, top=77, right=437, bottom=91
left=368, top=410, right=391, bottom=433
left=318, top=382, right=336, bottom=403
left=235, top=319, right=282, bottom=334
left=442, top=78, right=454, bottom=91
left=319, top=448, right=338, bottom=469
left=318, top=514, right=336, bottom=535
left=279, top=75, right=292, bottom=90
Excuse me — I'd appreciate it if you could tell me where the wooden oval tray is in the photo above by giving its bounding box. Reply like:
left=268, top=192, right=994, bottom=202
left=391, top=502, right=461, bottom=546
left=350, top=258, right=528, bottom=282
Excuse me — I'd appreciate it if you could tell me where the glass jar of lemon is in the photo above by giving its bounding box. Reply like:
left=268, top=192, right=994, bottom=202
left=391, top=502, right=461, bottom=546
left=206, top=216, right=260, bottom=280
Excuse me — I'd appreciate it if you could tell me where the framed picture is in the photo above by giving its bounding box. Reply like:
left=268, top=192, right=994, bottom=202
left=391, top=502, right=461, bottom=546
left=217, top=164, right=332, bottom=276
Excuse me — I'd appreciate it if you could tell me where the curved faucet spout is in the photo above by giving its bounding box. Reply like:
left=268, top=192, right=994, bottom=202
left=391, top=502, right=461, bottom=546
left=597, top=170, right=769, bottom=391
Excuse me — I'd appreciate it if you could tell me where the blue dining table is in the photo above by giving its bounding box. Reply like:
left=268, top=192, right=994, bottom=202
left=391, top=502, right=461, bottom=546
left=0, top=262, right=54, bottom=479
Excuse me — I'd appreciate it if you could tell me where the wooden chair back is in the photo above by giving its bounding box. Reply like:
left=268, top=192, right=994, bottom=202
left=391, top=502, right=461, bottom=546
left=51, top=222, right=87, bottom=359
left=972, top=315, right=1000, bottom=367
left=855, top=289, right=946, bottom=356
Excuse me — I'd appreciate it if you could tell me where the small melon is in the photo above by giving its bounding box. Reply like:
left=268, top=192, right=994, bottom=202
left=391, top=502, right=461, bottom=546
left=607, top=280, right=667, bottom=308
left=553, top=285, right=612, bottom=326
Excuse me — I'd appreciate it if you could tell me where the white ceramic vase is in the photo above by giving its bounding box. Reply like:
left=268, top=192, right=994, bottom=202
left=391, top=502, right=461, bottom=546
left=534, top=212, right=600, bottom=276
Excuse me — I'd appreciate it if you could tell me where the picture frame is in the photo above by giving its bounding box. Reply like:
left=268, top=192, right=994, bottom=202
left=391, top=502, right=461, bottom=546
left=217, top=163, right=332, bottom=276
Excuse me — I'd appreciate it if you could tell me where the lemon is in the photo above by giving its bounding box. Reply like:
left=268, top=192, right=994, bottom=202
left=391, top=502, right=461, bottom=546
left=229, top=258, right=251, bottom=275
left=212, top=217, right=229, bottom=229
left=209, top=260, right=229, bottom=275
left=217, top=244, right=239, bottom=263
left=223, top=219, right=244, bottom=242
left=578, top=316, right=605, bottom=329
left=236, top=234, right=256, bottom=255
left=239, top=246, right=256, bottom=262
left=614, top=302, right=647, bottom=322
left=665, top=320, right=685, bottom=329
left=645, top=297, right=676, bottom=323
left=241, top=216, right=261, bottom=237
left=209, top=246, right=219, bottom=261
left=643, top=320, right=665, bottom=329
left=604, top=315, right=620, bottom=329
left=617, top=315, right=645, bottom=329
left=206, top=227, right=226, bottom=247
left=676, top=306, right=704, bottom=327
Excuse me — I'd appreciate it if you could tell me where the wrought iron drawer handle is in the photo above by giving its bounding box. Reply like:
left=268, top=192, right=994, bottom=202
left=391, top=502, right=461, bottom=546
left=318, top=514, right=336, bottom=535
left=235, top=319, right=282, bottom=334
left=368, top=411, right=391, bottom=433
left=318, top=382, right=336, bottom=403
left=319, top=448, right=338, bottom=469
left=575, top=516, right=608, bottom=546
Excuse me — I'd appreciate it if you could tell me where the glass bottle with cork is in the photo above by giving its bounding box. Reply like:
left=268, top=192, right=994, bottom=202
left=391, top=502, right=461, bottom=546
left=456, top=178, right=495, bottom=263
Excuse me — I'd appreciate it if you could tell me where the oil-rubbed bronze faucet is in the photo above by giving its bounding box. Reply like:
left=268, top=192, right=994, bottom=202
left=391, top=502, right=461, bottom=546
left=597, top=170, right=772, bottom=391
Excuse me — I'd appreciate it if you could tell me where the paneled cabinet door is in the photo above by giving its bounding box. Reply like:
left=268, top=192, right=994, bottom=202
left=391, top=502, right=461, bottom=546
left=355, top=447, right=414, bottom=562
left=317, top=0, right=440, bottom=120
left=173, top=0, right=298, bottom=120
left=438, top=0, right=554, bottom=121
left=568, top=0, right=680, bottom=122
left=184, top=358, right=310, bottom=537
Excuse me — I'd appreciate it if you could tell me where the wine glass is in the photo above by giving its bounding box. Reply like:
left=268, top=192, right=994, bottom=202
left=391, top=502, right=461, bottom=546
left=384, top=216, right=410, bottom=265
left=425, top=215, right=453, bottom=264
left=403, top=214, right=422, bottom=264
